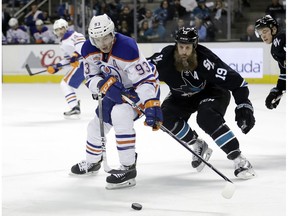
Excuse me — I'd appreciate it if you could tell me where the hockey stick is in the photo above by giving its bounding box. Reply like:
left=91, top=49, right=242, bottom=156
left=25, top=57, right=83, bottom=76
left=25, top=62, right=71, bottom=76
left=122, top=94, right=236, bottom=199
left=97, top=92, right=135, bottom=174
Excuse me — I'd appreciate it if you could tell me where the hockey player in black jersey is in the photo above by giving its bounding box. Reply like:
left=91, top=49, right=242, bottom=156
left=148, top=27, right=256, bottom=179
left=255, top=15, right=286, bottom=110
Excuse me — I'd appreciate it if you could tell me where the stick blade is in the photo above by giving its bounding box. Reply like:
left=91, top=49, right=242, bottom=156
left=221, top=182, right=236, bottom=199
left=25, top=64, right=34, bottom=76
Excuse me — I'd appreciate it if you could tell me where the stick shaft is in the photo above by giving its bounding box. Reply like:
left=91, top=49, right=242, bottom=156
left=97, top=92, right=134, bottom=174
left=25, top=62, right=71, bottom=76
left=122, top=94, right=233, bottom=184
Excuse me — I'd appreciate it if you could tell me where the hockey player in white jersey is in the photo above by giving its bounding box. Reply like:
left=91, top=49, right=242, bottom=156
left=32, top=19, right=56, bottom=44
left=71, top=14, right=163, bottom=189
left=47, top=18, right=86, bottom=118
left=6, top=18, right=30, bottom=44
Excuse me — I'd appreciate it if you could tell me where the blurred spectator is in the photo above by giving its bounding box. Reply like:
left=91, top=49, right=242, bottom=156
left=194, top=15, right=207, bottom=41
left=144, top=17, right=167, bottom=42
left=170, top=18, right=186, bottom=39
left=180, top=0, right=197, bottom=12
left=191, top=0, right=211, bottom=21
left=57, top=3, right=72, bottom=22
left=92, top=0, right=102, bottom=16
left=138, top=9, right=154, bottom=29
left=24, top=4, right=44, bottom=34
left=171, top=0, right=188, bottom=19
left=136, top=0, right=147, bottom=22
left=107, top=0, right=123, bottom=23
left=240, top=24, right=261, bottom=41
left=265, top=0, right=286, bottom=29
left=6, top=18, right=30, bottom=44
left=211, top=0, right=227, bottom=38
left=138, top=20, right=150, bottom=42
left=242, top=0, right=250, bottom=7
left=190, top=0, right=215, bottom=41
left=265, top=0, right=286, bottom=17
left=42, top=10, right=52, bottom=24
left=2, top=33, right=7, bottom=44
left=31, top=19, right=56, bottom=44
left=2, top=3, right=11, bottom=37
left=118, top=5, right=134, bottom=32
left=153, top=0, right=174, bottom=26
left=118, top=20, right=133, bottom=37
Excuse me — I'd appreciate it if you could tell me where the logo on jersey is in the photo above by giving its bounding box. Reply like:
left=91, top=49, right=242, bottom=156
left=172, top=71, right=206, bottom=97
left=203, top=58, right=215, bottom=70
left=151, top=54, right=163, bottom=65
left=273, top=38, right=281, bottom=47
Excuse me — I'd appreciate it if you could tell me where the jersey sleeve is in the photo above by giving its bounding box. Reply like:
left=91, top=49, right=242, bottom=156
left=126, top=52, right=160, bottom=104
left=81, top=41, right=102, bottom=94
left=273, top=33, right=286, bottom=91
left=73, top=32, right=86, bottom=55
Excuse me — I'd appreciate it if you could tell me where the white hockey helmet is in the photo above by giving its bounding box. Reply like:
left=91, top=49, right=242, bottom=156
left=35, top=19, right=44, bottom=26
left=88, top=14, right=115, bottom=46
left=8, top=18, right=18, bottom=27
left=53, top=18, right=68, bottom=34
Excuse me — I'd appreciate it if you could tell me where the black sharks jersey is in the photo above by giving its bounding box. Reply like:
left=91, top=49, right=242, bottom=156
left=149, top=44, right=250, bottom=105
left=271, top=32, right=286, bottom=91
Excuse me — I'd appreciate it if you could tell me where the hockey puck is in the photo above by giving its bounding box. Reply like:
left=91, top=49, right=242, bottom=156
left=131, top=203, right=142, bottom=210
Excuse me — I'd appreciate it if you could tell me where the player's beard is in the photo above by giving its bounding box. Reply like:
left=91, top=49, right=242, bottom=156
left=174, top=50, right=198, bottom=72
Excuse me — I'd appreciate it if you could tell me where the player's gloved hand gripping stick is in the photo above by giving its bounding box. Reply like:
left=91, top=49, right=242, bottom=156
left=122, top=94, right=236, bottom=199
left=25, top=62, right=71, bottom=76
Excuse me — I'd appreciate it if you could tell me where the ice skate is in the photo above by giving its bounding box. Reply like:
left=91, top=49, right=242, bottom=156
left=105, top=163, right=137, bottom=190
left=64, top=100, right=80, bottom=119
left=70, top=159, right=102, bottom=176
left=191, top=138, right=213, bottom=172
left=233, top=154, right=256, bottom=179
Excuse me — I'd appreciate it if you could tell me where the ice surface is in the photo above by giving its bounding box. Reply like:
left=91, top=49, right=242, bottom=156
left=2, top=83, right=286, bottom=216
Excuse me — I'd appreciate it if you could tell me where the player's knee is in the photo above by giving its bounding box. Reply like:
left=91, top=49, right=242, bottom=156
left=111, top=104, right=134, bottom=131
left=197, top=108, right=224, bottom=135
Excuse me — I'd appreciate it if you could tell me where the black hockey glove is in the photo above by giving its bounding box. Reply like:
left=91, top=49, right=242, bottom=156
left=235, top=102, right=255, bottom=134
left=265, top=87, right=283, bottom=110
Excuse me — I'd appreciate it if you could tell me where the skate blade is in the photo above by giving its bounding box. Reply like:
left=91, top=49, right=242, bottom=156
left=64, top=114, right=81, bottom=120
left=69, top=170, right=99, bottom=176
left=236, top=169, right=256, bottom=180
left=196, top=148, right=213, bottom=172
left=105, top=179, right=136, bottom=190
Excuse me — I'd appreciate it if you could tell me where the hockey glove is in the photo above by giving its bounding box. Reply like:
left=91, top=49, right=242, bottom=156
left=98, top=75, right=124, bottom=104
left=235, top=101, right=255, bottom=134
left=47, top=63, right=62, bottom=74
left=144, top=99, right=163, bottom=131
left=265, top=87, right=283, bottom=109
left=70, top=52, right=80, bottom=68
left=96, top=96, right=116, bottom=125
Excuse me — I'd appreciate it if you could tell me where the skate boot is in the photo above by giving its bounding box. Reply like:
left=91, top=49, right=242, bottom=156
left=105, top=163, right=137, bottom=190
left=64, top=100, right=80, bottom=119
left=191, top=138, right=213, bottom=172
left=70, top=159, right=102, bottom=175
left=233, top=154, right=256, bottom=179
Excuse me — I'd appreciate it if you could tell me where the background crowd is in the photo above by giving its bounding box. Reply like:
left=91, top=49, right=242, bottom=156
left=2, top=0, right=286, bottom=44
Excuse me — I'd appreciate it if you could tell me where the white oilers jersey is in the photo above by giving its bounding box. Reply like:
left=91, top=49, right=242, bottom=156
left=32, top=26, right=56, bottom=43
left=58, top=30, right=86, bottom=65
left=6, top=26, right=30, bottom=44
left=81, top=33, right=159, bottom=103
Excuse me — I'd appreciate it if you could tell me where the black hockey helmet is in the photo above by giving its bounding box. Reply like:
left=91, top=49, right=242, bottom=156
left=255, top=15, right=279, bottom=36
left=175, top=27, right=199, bottom=48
